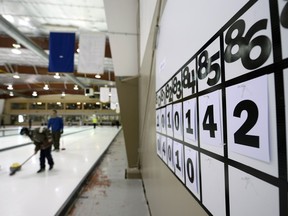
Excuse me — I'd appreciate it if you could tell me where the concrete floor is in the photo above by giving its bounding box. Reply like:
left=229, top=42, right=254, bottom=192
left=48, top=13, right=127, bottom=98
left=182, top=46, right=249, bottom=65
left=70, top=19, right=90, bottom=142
left=67, top=130, right=150, bottom=216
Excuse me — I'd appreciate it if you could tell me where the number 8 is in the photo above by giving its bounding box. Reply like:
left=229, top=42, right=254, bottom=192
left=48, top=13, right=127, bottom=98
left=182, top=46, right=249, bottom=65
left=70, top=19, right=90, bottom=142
left=224, top=19, right=271, bottom=70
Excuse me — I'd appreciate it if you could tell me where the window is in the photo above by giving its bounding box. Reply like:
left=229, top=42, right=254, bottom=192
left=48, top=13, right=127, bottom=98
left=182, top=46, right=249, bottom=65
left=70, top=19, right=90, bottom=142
left=83, top=103, right=101, bottom=110
left=29, top=102, right=46, bottom=110
left=66, top=103, right=82, bottom=110
left=11, top=103, right=27, bottom=110
left=47, top=102, right=63, bottom=110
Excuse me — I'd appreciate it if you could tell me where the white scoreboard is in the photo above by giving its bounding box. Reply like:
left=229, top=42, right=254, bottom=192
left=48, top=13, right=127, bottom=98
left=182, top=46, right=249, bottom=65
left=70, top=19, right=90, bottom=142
left=156, top=1, right=288, bottom=215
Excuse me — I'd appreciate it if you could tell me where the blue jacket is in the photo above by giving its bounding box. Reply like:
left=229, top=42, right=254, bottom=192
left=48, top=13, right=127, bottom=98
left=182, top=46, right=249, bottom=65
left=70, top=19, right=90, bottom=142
left=48, top=117, right=63, bottom=132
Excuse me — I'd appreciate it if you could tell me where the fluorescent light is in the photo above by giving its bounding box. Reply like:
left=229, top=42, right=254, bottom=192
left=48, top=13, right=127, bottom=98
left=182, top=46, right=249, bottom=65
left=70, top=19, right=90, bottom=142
left=13, top=73, right=20, bottom=79
left=12, top=43, right=21, bottom=49
left=54, top=73, right=60, bottom=79
left=7, top=84, right=13, bottom=90
left=43, top=84, right=49, bottom=90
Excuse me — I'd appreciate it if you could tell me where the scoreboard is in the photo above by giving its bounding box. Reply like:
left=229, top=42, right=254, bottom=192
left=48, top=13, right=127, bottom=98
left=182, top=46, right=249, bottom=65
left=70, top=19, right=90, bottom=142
left=155, top=1, right=288, bottom=215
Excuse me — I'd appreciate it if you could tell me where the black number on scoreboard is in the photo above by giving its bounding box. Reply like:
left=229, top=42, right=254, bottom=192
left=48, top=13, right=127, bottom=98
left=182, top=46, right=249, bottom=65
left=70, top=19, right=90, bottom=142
left=185, top=109, right=194, bottom=134
left=224, top=19, right=271, bottom=70
left=167, top=111, right=172, bottom=128
left=197, top=50, right=220, bottom=86
left=186, top=158, right=194, bottom=183
left=168, top=145, right=172, bottom=162
left=202, top=105, right=217, bottom=138
left=281, top=2, right=288, bottom=28
left=161, top=113, right=165, bottom=128
left=182, top=66, right=196, bottom=94
left=162, top=141, right=166, bottom=156
left=174, top=111, right=180, bottom=131
left=166, top=83, right=173, bottom=103
left=173, top=76, right=182, bottom=100
left=175, top=150, right=181, bottom=171
left=233, top=100, right=259, bottom=148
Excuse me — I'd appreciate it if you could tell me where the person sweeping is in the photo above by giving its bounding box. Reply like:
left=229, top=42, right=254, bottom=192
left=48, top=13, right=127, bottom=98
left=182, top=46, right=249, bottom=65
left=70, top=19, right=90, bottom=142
left=20, top=127, right=54, bottom=173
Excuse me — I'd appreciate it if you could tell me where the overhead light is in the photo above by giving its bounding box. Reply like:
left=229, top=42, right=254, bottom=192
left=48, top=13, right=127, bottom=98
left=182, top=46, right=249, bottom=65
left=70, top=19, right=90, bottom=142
left=43, top=84, right=49, bottom=90
left=95, top=74, right=101, bottom=79
left=32, top=91, right=37, bottom=96
left=13, top=72, right=20, bottom=79
left=74, top=85, right=79, bottom=90
left=61, top=92, right=65, bottom=97
left=11, top=43, right=21, bottom=54
left=77, top=48, right=80, bottom=53
left=54, top=73, right=61, bottom=79
left=12, top=43, right=21, bottom=49
left=9, top=92, right=14, bottom=96
left=7, top=84, right=13, bottom=90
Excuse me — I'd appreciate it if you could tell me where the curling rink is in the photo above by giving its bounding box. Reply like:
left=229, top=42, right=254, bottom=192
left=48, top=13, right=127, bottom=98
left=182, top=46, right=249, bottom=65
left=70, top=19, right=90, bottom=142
left=0, top=126, right=121, bottom=216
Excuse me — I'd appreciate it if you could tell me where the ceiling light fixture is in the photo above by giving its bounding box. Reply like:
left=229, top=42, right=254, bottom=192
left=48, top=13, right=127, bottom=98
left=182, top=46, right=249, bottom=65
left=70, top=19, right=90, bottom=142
left=61, top=92, right=65, bottom=97
left=54, top=73, right=61, bottom=79
left=32, top=91, right=37, bottom=96
left=11, top=43, right=22, bottom=54
left=13, top=72, right=20, bottom=79
left=74, top=85, right=79, bottom=90
left=9, top=92, right=14, bottom=96
left=43, top=84, right=49, bottom=90
left=12, top=43, right=21, bottom=49
left=7, top=84, right=13, bottom=90
left=95, top=74, right=101, bottom=79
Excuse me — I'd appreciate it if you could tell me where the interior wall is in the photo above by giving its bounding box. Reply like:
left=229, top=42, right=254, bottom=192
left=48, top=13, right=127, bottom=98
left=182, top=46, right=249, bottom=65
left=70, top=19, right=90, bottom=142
left=139, top=0, right=288, bottom=216
left=116, top=77, right=139, bottom=168
left=139, top=0, right=158, bottom=65
left=0, top=99, right=4, bottom=114
left=138, top=1, right=208, bottom=215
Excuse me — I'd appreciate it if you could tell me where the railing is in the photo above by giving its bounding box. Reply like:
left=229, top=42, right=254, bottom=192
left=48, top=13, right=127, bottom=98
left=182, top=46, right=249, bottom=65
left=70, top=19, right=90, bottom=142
left=0, top=128, right=20, bottom=137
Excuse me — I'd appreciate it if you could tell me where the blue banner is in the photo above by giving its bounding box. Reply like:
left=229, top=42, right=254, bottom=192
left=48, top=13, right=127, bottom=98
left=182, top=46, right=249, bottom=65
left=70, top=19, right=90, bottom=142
left=48, top=32, right=75, bottom=72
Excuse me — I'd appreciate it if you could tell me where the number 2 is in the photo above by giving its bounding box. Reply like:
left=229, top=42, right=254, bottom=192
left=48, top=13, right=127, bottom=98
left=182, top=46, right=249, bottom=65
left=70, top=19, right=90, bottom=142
left=233, top=100, right=259, bottom=148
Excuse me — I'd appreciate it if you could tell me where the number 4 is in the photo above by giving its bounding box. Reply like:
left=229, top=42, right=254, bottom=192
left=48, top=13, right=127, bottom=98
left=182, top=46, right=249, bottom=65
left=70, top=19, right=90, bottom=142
left=202, top=105, right=217, bottom=137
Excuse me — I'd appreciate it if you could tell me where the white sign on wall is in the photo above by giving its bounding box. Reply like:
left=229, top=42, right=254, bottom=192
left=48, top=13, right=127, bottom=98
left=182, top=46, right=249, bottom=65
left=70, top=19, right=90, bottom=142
left=226, top=75, right=270, bottom=162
